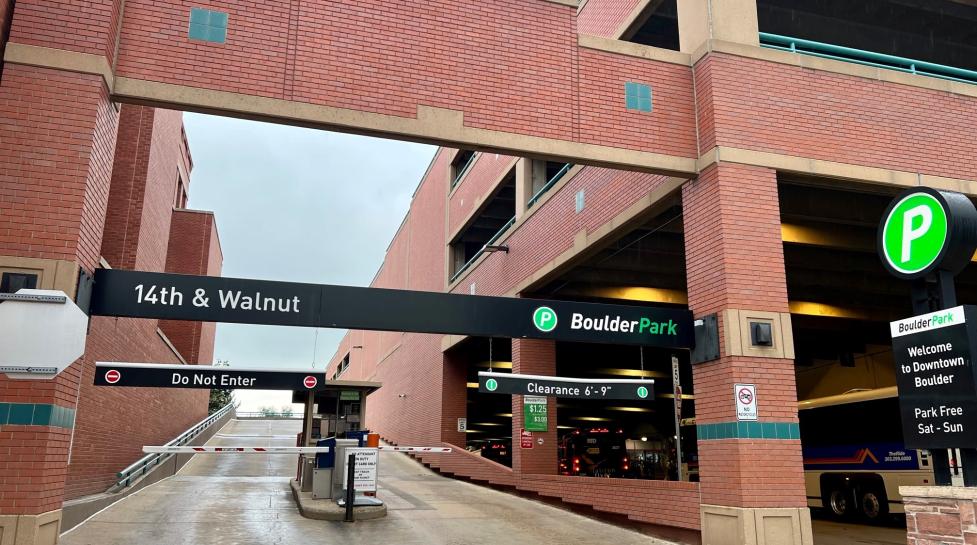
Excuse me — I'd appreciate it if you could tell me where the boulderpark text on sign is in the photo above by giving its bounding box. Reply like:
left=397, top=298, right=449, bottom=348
left=90, top=269, right=694, bottom=348
left=890, top=306, right=977, bottom=448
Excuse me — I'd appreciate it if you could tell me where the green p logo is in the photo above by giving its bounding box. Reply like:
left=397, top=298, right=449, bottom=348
left=637, top=386, right=649, bottom=399
left=532, top=306, right=558, bottom=332
left=881, top=192, right=948, bottom=276
left=485, top=378, right=498, bottom=391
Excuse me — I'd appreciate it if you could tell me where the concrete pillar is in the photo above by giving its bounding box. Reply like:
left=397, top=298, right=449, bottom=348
left=514, top=158, right=532, bottom=218
left=681, top=163, right=812, bottom=545
left=677, top=0, right=760, bottom=54
left=0, top=3, right=120, bottom=541
left=511, top=339, right=557, bottom=475
left=440, top=351, right=468, bottom=447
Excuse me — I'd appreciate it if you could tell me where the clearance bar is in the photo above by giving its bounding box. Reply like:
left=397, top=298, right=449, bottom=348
left=89, top=269, right=694, bottom=348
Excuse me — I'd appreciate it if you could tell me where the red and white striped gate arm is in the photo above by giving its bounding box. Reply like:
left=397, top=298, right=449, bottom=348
left=142, top=446, right=330, bottom=454
left=377, top=446, right=451, bottom=453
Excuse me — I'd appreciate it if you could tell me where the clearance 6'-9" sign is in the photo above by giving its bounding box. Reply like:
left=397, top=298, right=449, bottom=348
left=90, top=270, right=694, bottom=348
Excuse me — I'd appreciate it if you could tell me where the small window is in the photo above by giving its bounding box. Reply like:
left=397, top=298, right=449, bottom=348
left=625, top=82, right=653, bottom=112
left=188, top=7, right=228, bottom=44
left=450, top=150, right=477, bottom=189
left=0, top=272, right=38, bottom=294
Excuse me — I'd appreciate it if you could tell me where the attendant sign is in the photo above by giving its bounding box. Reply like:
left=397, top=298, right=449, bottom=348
left=93, top=362, right=326, bottom=390
left=479, top=371, right=654, bottom=400
left=90, top=269, right=694, bottom=348
left=890, top=306, right=977, bottom=448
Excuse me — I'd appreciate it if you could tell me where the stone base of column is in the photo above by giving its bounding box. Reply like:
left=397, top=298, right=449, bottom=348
left=0, top=509, right=62, bottom=545
left=902, top=485, right=977, bottom=543
left=701, top=505, right=813, bottom=545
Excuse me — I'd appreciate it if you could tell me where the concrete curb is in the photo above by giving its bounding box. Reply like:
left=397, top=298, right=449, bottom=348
left=289, top=479, right=387, bottom=521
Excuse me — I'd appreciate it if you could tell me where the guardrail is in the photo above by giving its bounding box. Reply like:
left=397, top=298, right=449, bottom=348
left=114, top=402, right=235, bottom=489
left=235, top=411, right=301, bottom=419
left=759, top=32, right=977, bottom=85
left=449, top=215, right=516, bottom=283
left=527, top=162, right=572, bottom=209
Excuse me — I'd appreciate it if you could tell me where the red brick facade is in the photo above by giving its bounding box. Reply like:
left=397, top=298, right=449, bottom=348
left=0, top=36, right=220, bottom=514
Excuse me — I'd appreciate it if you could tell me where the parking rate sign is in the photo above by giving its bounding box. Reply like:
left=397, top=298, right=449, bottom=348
left=523, top=396, right=547, bottom=432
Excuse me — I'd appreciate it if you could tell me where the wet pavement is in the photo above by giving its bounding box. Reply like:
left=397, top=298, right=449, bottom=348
left=812, top=518, right=907, bottom=545
left=61, top=419, right=675, bottom=545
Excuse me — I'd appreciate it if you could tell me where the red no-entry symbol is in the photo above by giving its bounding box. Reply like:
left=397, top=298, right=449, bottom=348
left=105, top=369, right=121, bottom=384
left=738, top=388, right=753, bottom=405
left=303, top=375, right=317, bottom=389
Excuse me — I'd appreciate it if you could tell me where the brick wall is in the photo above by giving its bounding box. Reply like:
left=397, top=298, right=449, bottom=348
left=159, top=210, right=223, bottom=364
left=577, top=0, right=642, bottom=38
left=0, top=64, right=118, bottom=271
left=702, top=53, right=977, bottom=181
left=64, top=317, right=209, bottom=499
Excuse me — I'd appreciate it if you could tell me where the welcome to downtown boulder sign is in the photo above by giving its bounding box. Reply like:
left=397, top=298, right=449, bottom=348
left=891, top=306, right=977, bottom=448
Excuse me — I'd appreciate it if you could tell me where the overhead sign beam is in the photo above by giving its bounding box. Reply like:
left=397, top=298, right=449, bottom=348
left=478, top=371, right=654, bottom=400
left=94, top=362, right=325, bottom=390
left=89, top=269, right=694, bottom=348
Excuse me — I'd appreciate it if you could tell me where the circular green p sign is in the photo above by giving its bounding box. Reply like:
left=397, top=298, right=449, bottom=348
left=532, top=306, right=558, bottom=332
left=880, top=192, right=948, bottom=276
left=485, top=378, right=498, bottom=391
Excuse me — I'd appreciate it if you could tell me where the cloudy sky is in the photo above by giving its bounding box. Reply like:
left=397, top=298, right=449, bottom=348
left=182, top=113, right=436, bottom=410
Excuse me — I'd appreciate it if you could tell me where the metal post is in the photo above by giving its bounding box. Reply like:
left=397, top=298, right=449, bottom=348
left=911, top=276, right=955, bottom=486
left=344, top=453, right=356, bottom=522
left=671, top=355, right=683, bottom=482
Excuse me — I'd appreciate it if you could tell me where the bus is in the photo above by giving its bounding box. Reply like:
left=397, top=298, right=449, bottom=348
left=799, top=387, right=935, bottom=522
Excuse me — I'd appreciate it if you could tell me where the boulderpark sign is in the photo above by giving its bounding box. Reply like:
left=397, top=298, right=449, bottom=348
left=879, top=187, right=977, bottom=449
left=89, top=269, right=694, bottom=348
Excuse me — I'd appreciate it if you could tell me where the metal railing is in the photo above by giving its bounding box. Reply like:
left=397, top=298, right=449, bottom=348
left=450, top=152, right=478, bottom=189
left=759, top=32, right=977, bottom=85
left=235, top=411, right=301, bottom=419
left=449, top=215, right=516, bottom=284
left=527, top=163, right=572, bottom=209
left=114, top=402, right=235, bottom=489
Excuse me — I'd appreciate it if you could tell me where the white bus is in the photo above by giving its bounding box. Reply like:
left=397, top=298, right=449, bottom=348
left=799, top=387, right=936, bottom=521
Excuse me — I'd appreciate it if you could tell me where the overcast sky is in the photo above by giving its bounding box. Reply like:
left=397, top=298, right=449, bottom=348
left=182, top=113, right=436, bottom=410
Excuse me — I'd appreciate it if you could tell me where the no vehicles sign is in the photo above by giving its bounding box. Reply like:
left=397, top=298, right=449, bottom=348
left=735, top=384, right=757, bottom=421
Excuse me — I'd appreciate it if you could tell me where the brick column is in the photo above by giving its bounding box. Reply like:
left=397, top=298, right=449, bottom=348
left=511, top=339, right=557, bottom=475
left=440, top=351, right=468, bottom=447
left=682, top=163, right=812, bottom=545
left=0, top=3, right=120, bottom=542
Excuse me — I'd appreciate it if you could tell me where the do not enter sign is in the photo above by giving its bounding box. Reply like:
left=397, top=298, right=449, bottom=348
left=303, top=376, right=317, bottom=388
left=105, top=369, right=121, bottom=384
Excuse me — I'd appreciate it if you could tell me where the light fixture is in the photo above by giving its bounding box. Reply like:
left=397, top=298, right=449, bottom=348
left=398, top=393, right=408, bottom=398
left=640, top=436, right=648, bottom=441
left=482, top=245, right=509, bottom=253
left=352, top=345, right=363, bottom=349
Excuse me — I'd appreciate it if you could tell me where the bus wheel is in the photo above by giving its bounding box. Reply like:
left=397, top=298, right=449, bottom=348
left=859, top=489, right=888, bottom=522
left=826, top=487, right=850, bottom=518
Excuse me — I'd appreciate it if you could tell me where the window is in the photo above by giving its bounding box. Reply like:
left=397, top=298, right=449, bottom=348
left=337, top=353, right=350, bottom=377
left=625, top=82, right=653, bottom=113
left=450, top=150, right=477, bottom=189
left=174, top=176, right=188, bottom=208
left=0, top=272, right=38, bottom=294
left=188, top=7, right=228, bottom=44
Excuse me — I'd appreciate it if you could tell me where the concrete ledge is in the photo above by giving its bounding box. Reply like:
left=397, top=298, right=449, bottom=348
left=289, top=479, right=387, bottom=521
left=901, top=485, right=977, bottom=501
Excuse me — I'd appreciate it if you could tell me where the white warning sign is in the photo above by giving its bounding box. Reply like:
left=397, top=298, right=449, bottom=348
left=735, top=383, right=758, bottom=421
left=342, top=447, right=379, bottom=492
